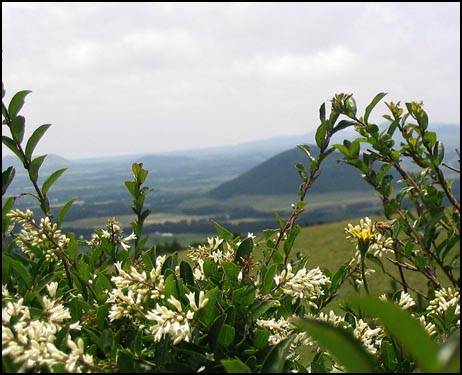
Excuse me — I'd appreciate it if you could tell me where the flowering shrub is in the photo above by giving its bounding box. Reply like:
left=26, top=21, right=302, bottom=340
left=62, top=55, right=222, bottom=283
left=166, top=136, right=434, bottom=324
left=2, top=84, right=459, bottom=372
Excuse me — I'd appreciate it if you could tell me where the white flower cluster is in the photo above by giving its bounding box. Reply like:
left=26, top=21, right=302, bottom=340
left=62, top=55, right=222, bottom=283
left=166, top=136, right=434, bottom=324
left=377, top=292, right=438, bottom=336
left=274, top=264, right=331, bottom=307
left=107, top=257, right=166, bottom=321
left=106, top=258, right=209, bottom=346
left=368, top=234, right=395, bottom=258
left=86, top=217, right=136, bottom=251
left=353, top=319, right=383, bottom=355
left=2, top=283, right=94, bottom=372
left=256, top=316, right=309, bottom=348
left=7, top=209, right=70, bottom=263
left=145, top=292, right=208, bottom=346
left=314, top=310, right=383, bottom=355
left=188, top=236, right=234, bottom=264
left=426, top=287, right=460, bottom=325
left=379, top=291, right=416, bottom=310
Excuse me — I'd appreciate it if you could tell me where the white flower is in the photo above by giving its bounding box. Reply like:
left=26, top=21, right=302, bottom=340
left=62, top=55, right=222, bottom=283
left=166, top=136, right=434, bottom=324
left=185, top=291, right=208, bottom=312
left=353, top=319, right=383, bottom=355
left=397, top=292, right=415, bottom=310
left=145, top=304, right=192, bottom=345
left=119, top=232, right=137, bottom=251
left=46, top=282, right=59, bottom=298
left=101, top=229, right=111, bottom=238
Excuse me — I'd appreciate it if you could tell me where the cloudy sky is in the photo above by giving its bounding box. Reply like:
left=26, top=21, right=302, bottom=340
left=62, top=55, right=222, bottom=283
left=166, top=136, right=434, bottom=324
left=2, top=2, right=460, bottom=160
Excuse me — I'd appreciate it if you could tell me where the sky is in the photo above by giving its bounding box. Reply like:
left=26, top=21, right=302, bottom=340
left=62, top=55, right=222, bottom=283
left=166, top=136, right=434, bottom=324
left=2, top=2, right=460, bottom=160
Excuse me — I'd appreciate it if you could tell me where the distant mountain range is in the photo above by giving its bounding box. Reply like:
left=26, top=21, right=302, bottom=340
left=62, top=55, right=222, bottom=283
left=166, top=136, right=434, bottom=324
left=207, top=122, right=460, bottom=199
left=2, top=122, right=459, bottom=238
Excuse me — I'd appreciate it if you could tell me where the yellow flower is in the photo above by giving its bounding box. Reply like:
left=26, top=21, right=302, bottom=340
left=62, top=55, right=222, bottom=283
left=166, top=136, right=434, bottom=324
left=345, top=217, right=377, bottom=256
left=347, top=228, right=376, bottom=242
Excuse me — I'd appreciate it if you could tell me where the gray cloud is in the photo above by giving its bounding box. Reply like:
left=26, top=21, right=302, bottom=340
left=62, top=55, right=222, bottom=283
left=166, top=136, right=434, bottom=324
left=2, top=2, right=460, bottom=159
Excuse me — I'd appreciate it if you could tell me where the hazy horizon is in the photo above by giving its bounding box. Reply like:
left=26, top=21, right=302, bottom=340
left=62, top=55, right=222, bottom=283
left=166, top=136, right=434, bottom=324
left=2, top=2, right=460, bottom=159
left=2, top=121, right=459, bottom=163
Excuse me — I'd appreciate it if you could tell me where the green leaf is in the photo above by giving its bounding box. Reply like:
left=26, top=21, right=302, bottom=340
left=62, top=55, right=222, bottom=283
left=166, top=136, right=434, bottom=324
left=414, top=255, right=427, bottom=271
left=2, top=197, right=15, bottom=232
left=209, top=313, right=227, bottom=351
left=42, top=168, right=67, bottom=195
left=55, top=324, right=70, bottom=351
left=381, top=339, right=398, bottom=371
left=222, top=261, right=240, bottom=281
left=2, top=256, right=11, bottom=285
left=297, top=144, right=315, bottom=161
left=211, top=219, right=234, bottom=242
left=364, top=92, right=387, bottom=123
left=218, top=324, right=235, bottom=347
left=124, top=180, right=137, bottom=198
left=56, top=198, right=75, bottom=228
left=274, top=211, right=286, bottom=228
left=138, top=168, right=148, bottom=184
left=365, top=253, right=384, bottom=272
left=433, top=140, right=445, bottom=166
left=66, top=233, right=78, bottom=261
left=25, top=124, right=51, bottom=160
left=235, top=237, right=253, bottom=266
left=8, top=90, right=32, bottom=119
left=253, top=328, right=271, bottom=349
left=203, top=257, right=220, bottom=280
left=2, top=166, right=15, bottom=196
left=28, top=154, right=47, bottom=182
left=250, top=300, right=277, bottom=320
left=319, top=102, right=326, bottom=122
left=198, top=287, right=220, bottom=328
left=179, top=260, right=194, bottom=285
left=10, top=258, right=32, bottom=288
left=2, top=135, right=25, bottom=164
left=77, top=259, right=90, bottom=282
left=345, top=95, right=357, bottom=117
left=330, top=264, right=347, bottom=288
left=261, top=336, right=296, bottom=373
left=141, top=250, right=154, bottom=271
left=315, top=121, right=329, bottom=149
left=96, top=304, right=110, bottom=330
left=333, top=119, right=356, bottom=134
left=292, top=317, right=376, bottom=373
left=132, top=329, right=143, bottom=356
left=95, top=273, right=113, bottom=297
left=11, top=115, right=26, bottom=144
left=221, top=359, right=251, bottom=373
left=164, top=273, right=179, bottom=301
left=70, top=298, right=83, bottom=321
left=423, top=131, right=437, bottom=148
left=283, top=225, right=301, bottom=255
left=232, top=285, right=256, bottom=306
left=261, top=264, right=277, bottom=294
left=161, top=255, right=174, bottom=274
left=117, top=349, right=136, bottom=373
left=350, top=296, right=439, bottom=373
left=295, top=162, right=308, bottom=182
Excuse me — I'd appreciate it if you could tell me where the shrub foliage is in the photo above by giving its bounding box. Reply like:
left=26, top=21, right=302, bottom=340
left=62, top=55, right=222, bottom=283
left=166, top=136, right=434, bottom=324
left=2, top=82, right=459, bottom=372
